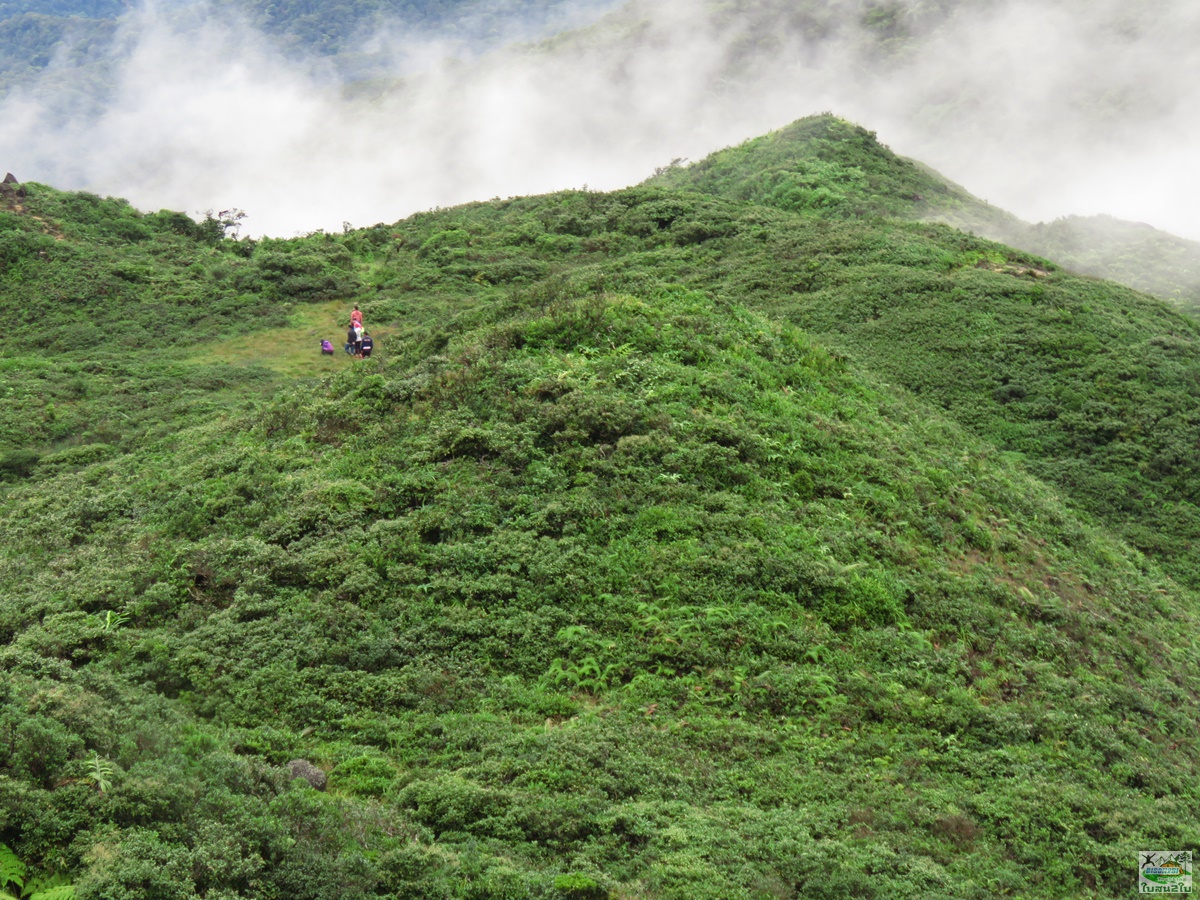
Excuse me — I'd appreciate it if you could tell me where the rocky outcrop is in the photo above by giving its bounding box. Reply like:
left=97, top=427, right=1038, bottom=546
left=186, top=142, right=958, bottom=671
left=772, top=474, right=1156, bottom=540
left=286, top=759, right=327, bottom=790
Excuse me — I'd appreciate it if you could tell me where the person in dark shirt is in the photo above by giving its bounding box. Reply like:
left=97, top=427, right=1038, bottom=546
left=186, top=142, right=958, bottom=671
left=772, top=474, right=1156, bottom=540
left=345, top=325, right=357, bottom=355
left=360, top=333, right=374, bottom=358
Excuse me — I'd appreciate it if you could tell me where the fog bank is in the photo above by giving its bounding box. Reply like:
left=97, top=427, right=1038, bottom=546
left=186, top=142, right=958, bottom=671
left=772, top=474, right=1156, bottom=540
left=2, top=0, right=1198, bottom=239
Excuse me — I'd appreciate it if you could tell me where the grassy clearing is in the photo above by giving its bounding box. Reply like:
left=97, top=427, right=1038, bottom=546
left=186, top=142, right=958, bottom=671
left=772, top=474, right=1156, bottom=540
left=187, top=299, right=395, bottom=376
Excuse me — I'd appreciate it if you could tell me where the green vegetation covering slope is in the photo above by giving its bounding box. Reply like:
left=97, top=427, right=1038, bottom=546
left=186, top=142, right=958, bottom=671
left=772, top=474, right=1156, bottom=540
left=213, top=0, right=618, bottom=58
left=917, top=196, right=1200, bottom=318
left=1018, top=215, right=1200, bottom=316
left=0, top=182, right=360, bottom=474
left=646, top=115, right=964, bottom=220
left=645, top=115, right=1200, bottom=588
left=5, top=115, right=1200, bottom=897
left=0, top=10, right=116, bottom=98
left=649, top=116, right=1200, bottom=315
left=7, top=286, right=1200, bottom=899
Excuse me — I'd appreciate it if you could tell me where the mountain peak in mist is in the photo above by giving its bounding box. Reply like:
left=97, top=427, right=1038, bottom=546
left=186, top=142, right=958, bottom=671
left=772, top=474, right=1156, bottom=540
left=644, top=113, right=965, bottom=219
left=649, top=113, right=1200, bottom=313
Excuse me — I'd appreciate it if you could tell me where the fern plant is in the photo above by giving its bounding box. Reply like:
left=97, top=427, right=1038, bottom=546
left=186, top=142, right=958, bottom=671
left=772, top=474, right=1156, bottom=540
left=0, top=844, right=25, bottom=900
left=0, top=845, right=73, bottom=900
left=99, top=609, right=129, bottom=633
left=19, top=875, right=73, bottom=900
left=85, top=751, right=115, bottom=793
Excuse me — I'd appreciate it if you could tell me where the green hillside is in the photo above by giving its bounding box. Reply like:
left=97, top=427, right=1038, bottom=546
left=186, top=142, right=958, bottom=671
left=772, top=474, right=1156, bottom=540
left=1017, top=216, right=1200, bottom=315
left=0, top=182, right=340, bottom=475
left=916, top=193, right=1200, bottom=318
left=211, top=0, right=619, bottom=57
left=644, top=115, right=966, bottom=220
left=648, top=117, right=1200, bottom=316
left=0, top=11, right=115, bottom=99
left=4, top=119, right=1200, bottom=898
left=646, top=115, right=1200, bottom=589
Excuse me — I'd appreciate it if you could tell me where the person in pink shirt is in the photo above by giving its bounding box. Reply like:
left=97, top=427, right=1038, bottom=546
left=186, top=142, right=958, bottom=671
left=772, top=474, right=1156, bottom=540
left=350, top=305, right=363, bottom=328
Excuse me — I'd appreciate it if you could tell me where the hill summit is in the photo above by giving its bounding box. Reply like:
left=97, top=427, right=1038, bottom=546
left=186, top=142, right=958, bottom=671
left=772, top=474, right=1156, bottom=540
left=652, top=113, right=1200, bottom=314
left=645, top=114, right=966, bottom=220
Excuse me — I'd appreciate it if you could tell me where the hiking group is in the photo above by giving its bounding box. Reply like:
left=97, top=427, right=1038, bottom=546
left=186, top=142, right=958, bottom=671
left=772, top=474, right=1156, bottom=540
left=321, top=304, right=374, bottom=358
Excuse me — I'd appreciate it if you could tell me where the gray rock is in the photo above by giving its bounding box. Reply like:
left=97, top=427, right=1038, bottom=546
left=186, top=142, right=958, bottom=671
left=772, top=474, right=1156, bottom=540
left=2, top=173, right=16, bottom=184
left=287, top=758, right=327, bottom=791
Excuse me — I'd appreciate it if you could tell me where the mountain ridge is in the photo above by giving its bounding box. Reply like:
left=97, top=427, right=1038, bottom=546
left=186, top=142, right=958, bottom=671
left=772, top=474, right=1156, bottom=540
left=646, top=114, right=1200, bottom=314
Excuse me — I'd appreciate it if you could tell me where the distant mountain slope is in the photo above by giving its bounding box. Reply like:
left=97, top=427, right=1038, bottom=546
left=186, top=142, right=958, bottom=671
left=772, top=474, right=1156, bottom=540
left=0, top=0, right=621, bottom=98
left=215, top=0, right=620, bottom=59
left=1018, top=215, right=1200, bottom=314
left=0, top=9, right=116, bottom=96
left=919, top=190, right=1200, bottom=317
left=0, top=0, right=127, bottom=16
left=648, top=116, right=1200, bottom=315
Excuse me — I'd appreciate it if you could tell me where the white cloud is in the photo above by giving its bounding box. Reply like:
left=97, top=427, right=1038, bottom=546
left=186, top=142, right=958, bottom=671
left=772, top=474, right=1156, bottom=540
left=1, top=0, right=1197, bottom=239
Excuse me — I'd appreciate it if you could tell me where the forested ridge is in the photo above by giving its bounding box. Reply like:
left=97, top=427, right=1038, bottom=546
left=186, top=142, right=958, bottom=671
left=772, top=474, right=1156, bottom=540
left=0, top=0, right=616, bottom=97
left=3, top=115, right=1200, bottom=898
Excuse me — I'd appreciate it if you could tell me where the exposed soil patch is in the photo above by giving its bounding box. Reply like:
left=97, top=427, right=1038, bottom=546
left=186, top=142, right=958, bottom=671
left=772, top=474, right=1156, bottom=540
left=975, top=259, right=1052, bottom=278
left=0, top=181, right=65, bottom=239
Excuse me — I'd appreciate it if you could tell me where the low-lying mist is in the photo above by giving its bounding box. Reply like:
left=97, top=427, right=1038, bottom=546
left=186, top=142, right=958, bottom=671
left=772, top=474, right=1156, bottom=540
left=3, top=0, right=1198, bottom=239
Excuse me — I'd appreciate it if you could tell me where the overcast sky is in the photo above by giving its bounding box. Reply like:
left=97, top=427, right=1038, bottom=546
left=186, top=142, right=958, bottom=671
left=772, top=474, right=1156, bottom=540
left=2, top=0, right=1198, bottom=240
